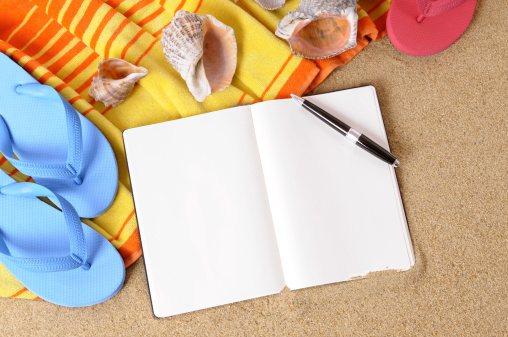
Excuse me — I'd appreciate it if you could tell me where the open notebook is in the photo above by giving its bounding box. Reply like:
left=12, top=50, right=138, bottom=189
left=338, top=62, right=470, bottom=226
left=123, top=86, right=414, bottom=318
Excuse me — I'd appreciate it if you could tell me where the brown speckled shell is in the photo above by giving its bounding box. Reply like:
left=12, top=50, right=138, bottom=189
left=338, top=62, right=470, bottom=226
left=88, top=58, right=148, bottom=108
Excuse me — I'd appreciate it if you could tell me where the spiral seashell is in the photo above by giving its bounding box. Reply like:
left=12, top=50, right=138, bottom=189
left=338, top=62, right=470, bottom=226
left=253, top=0, right=286, bottom=10
left=275, top=0, right=358, bottom=59
left=160, top=10, right=237, bottom=102
left=88, top=58, right=148, bottom=107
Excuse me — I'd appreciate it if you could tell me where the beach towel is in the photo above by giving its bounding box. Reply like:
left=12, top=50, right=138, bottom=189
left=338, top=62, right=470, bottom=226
left=0, top=0, right=390, bottom=300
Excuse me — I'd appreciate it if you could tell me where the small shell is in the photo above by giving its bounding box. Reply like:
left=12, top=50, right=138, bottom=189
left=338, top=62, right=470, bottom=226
left=88, top=58, right=148, bottom=108
left=275, top=0, right=358, bottom=59
left=161, top=11, right=237, bottom=102
left=253, top=0, right=285, bottom=10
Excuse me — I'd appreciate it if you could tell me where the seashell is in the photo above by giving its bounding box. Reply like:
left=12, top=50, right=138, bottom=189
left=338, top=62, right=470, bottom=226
left=275, top=0, right=358, bottom=59
left=253, top=0, right=286, bottom=10
left=89, top=58, right=148, bottom=108
left=160, top=10, right=237, bottom=102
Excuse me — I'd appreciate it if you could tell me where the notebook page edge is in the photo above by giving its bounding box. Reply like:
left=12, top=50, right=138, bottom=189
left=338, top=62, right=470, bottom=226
left=251, top=86, right=414, bottom=290
left=367, top=87, right=415, bottom=268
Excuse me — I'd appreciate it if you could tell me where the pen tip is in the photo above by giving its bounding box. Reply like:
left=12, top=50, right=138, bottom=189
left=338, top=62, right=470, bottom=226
left=290, top=94, right=304, bottom=105
left=393, top=159, right=400, bottom=168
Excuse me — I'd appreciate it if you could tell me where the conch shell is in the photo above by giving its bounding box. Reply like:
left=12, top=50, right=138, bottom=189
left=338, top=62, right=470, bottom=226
left=275, top=0, right=358, bottom=59
left=88, top=58, right=148, bottom=107
left=253, top=0, right=285, bottom=10
left=161, top=10, right=237, bottom=102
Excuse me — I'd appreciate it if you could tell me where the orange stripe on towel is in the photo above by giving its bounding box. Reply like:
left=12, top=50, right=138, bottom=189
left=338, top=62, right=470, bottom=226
left=174, top=0, right=186, bottom=15
left=152, top=26, right=165, bottom=37
left=9, top=288, right=28, bottom=298
left=134, top=39, right=158, bottom=65
left=101, top=106, right=113, bottom=115
left=75, top=71, right=97, bottom=94
left=74, top=0, right=104, bottom=39
left=54, top=83, right=68, bottom=93
left=68, top=96, right=81, bottom=105
left=6, top=49, right=40, bottom=75
left=89, top=9, right=116, bottom=50
left=193, top=0, right=203, bottom=13
left=367, top=0, right=386, bottom=14
left=123, top=0, right=151, bottom=18
left=62, top=52, right=98, bottom=83
left=82, top=107, right=95, bottom=116
left=113, top=209, right=136, bottom=241
left=39, top=71, right=54, bottom=84
left=260, top=53, right=293, bottom=101
left=276, top=58, right=319, bottom=99
left=372, top=11, right=389, bottom=39
left=61, top=0, right=85, bottom=28
left=47, top=42, right=86, bottom=75
left=104, top=0, right=124, bottom=9
left=35, top=32, right=75, bottom=65
left=120, top=30, right=145, bottom=59
left=104, top=19, right=130, bottom=58
left=118, top=228, right=142, bottom=268
left=237, top=93, right=247, bottom=106
left=138, top=7, right=165, bottom=28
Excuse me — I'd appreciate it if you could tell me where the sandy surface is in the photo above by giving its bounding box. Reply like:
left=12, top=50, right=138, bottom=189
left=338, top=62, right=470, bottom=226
left=0, top=0, right=506, bottom=335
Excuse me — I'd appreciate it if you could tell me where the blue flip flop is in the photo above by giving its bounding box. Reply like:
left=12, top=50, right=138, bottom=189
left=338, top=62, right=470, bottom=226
left=0, top=53, right=118, bottom=218
left=0, top=169, right=125, bottom=307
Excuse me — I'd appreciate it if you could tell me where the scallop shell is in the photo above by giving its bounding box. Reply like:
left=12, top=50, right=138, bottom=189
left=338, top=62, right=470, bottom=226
left=275, top=0, right=358, bottom=59
left=88, top=58, right=148, bottom=107
left=160, top=10, right=237, bottom=102
left=253, top=0, right=286, bottom=10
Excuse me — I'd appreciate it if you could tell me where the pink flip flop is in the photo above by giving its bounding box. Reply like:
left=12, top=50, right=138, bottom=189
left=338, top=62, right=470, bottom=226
left=386, top=0, right=477, bottom=57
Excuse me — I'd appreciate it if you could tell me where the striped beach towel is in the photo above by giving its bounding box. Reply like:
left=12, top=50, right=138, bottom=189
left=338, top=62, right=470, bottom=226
left=0, top=0, right=390, bottom=300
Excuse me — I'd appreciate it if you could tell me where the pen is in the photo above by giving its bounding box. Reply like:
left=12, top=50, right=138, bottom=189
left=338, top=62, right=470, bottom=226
left=290, top=94, right=400, bottom=168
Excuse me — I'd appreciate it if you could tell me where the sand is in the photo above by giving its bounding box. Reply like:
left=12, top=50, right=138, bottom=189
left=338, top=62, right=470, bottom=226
left=0, top=0, right=506, bottom=335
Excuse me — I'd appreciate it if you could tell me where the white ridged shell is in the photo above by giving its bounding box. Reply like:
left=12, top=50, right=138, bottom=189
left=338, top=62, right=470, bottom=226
left=88, top=58, right=148, bottom=107
left=160, top=11, right=237, bottom=102
left=275, top=0, right=358, bottom=59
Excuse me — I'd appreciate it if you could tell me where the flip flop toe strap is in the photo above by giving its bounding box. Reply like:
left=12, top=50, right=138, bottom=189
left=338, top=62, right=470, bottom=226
left=0, top=182, right=90, bottom=272
left=416, top=0, right=467, bottom=22
left=0, top=85, right=84, bottom=185
left=416, top=0, right=468, bottom=19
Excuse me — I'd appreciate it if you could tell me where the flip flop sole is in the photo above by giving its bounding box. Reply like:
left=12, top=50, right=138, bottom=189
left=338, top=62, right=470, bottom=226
left=0, top=171, right=125, bottom=307
left=387, top=0, right=477, bottom=57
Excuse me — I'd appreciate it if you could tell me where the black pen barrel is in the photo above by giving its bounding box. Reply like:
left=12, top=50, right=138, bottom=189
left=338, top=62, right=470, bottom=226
left=303, top=101, right=350, bottom=135
left=356, top=134, right=397, bottom=166
left=301, top=98, right=398, bottom=167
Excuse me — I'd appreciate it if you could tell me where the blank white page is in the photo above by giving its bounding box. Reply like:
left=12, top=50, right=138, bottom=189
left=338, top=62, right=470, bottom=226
left=251, top=86, right=414, bottom=290
left=124, top=106, right=284, bottom=317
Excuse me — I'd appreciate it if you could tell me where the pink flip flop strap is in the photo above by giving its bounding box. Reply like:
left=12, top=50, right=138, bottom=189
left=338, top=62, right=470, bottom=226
left=416, top=0, right=468, bottom=17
